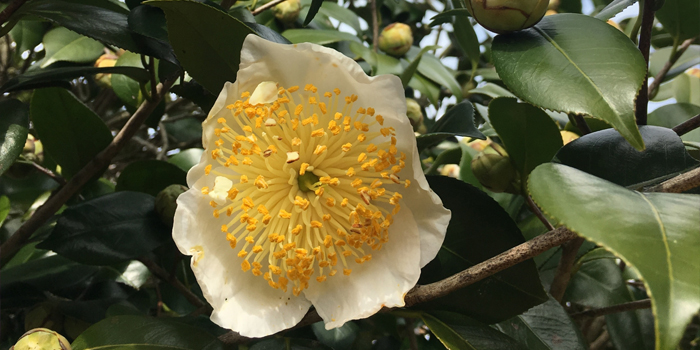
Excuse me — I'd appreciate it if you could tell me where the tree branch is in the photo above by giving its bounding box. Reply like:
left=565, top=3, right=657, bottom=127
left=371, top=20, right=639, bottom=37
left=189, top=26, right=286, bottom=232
left=634, top=0, right=656, bottom=125
left=252, top=0, right=286, bottom=15
left=648, top=37, right=697, bottom=99
left=0, top=0, right=29, bottom=26
left=0, top=78, right=177, bottom=267
left=526, top=195, right=555, bottom=231
left=571, top=299, right=651, bottom=320
left=673, top=113, right=700, bottom=137
left=647, top=166, right=700, bottom=193
left=371, top=0, right=379, bottom=52
left=549, top=237, right=585, bottom=302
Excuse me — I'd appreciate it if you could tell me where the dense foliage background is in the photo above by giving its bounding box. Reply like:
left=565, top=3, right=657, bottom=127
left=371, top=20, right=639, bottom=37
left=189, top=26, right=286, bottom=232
left=0, top=0, right=699, bottom=349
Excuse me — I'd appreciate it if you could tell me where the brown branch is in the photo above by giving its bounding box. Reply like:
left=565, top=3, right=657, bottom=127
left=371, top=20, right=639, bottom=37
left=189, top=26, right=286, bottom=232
left=371, top=0, right=379, bottom=52
left=572, top=114, right=591, bottom=135
left=571, top=299, right=651, bottom=320
left=673, top=113, right=700, bottom=137
left=634, top=0, right=656, bottom=126
left=0, top=78, right=177, bottom=267
left=252, top=0, right=286, bottom=15
left=647, top=166, right=700, bottom=193
left=648, top=37, right=697, bottom=99
left=549, top=237, right=585, bottom=302
left=0, top=0, right=29, bottom=26
left=526, top=195, right=555, bottom=231
left=138, top=256, right=210, bottom=311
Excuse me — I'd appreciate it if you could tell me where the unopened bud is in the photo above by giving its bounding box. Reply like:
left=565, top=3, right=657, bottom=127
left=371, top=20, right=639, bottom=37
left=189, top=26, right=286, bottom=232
left=560, top=130, right=579, bottom=145
left=11, top=328, right=71, bottom=350
left=405, top=98, right=424, bottom=131
left=273, top=0, right=301, bottom=23
left=156, top=184, right=188, bottom=227
left=378, top=23, right=413, bottom=57
left=466, top=0, right=549, bottom=34
left=471, top=152, right=516, bottom=193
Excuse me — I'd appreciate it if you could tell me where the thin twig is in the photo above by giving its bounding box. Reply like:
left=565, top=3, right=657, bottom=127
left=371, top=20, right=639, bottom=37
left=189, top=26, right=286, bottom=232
left=157, top=121, right=169, bottom=160
left=148, top=56, right=157, bottom=99
left=572, top=114, right=592, bottom=135
left=371, top=0, right=379, bottom=52
left=138, top=256, right=210, bottom=311
left=526, top=195, right=555, bottom=231
left=647, top=166, right=700, bottom=193
left=252, top=0, right=286, bottom=15
left=0, top=78, right=177, bottom=267
left=634, top=0, right=656, bottom=126
left=571, top=299, right=651, bottom=320
left=590, top=329, right=610, bottom=350
left=0, top=0, right=29, bottom=26
left=649, top=37, right=697, bottom=98
left=549, top=237, right=585, bottom=302
left=18, top=159, right=66, bottom=186
left=673, top=113, right=700, bottom=137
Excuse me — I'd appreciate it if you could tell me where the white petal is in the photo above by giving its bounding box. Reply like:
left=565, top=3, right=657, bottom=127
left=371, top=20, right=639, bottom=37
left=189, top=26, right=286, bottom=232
left=173, top=190, right=312, bottom=337
left=301, top=205, right=421, bottom=329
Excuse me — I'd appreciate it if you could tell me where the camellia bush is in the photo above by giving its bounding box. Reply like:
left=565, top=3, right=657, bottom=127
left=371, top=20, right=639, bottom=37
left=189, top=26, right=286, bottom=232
left=0, top=0, right=699, bottom=348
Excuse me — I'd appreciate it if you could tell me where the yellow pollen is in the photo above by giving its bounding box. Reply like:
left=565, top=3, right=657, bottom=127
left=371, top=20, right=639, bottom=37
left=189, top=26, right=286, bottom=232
left=294, top=105, right=303, bottom=116
left=343, top=269, right=352, bottom=275
left=342, top=143, right=352, bottom=152
left=292, top=137, right=302, bottom=146
left=358, top=153, right=367, bottom=163
left=241, top=260, right=251, bottom=271
left=311, top=128, right=325, bottom=137
left=279, top=210, right=292, bottom=219
left=205, top=164, right=212, bottom=175
left=311, top=221, right=323, bottom=228
left=300, top=163, right=310, bottom=175
left=346, top=167, right=356, bottom=177
left=314, top=145, right=327, bottom=155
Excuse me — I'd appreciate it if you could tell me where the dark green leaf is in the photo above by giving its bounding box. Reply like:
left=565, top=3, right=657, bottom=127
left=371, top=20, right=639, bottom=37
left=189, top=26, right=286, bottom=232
left=0, top=66, right=150, bottom=93
left=170, top=81, right=217, bottom=113
left=165, top=117, right=203, bottom=143
left=406, top=46, right=463, bottom=102
left=648, top=103, right=700, bottom=142
left=418, top=176, right=548, bottom=323
left=423, top=312, right=524, bottom=350
left=30, top=87, right=113, bottom=178
left=148, top=0, right=256, bottom=94
left=492, top=14, right=646, bottom=150
left=40, top=27, right=104, bottom=68
left=489, top=97, right=563, bottom=187
left=112, top=52, right=147, bottom=108
left=400, top=46, right=437, bottom=88
left=71, top=315, right=224, bottom=350
left=648, top=45, right=700, bottom=78
left=250, top=338, right=332, bottom=350
left=168, top=148, right=204, bottom=172
left=9, top=20, right=45, bottom=53
left=128, top=4, right=168, bottom=41
left=1, top=254, right=100, bottom=291
left=428, top=9, right=471, bottom=27
left=655, top=0, right=700, bottom=42
left=529, top=163, right=700, bottom=350
left=417, top=100, right=485, bottom=151
left=458, top=142, right=482, bottom=189
left=245, top=22, right=292, bottom=44
left=311, top=321, right=359, bottom=350
left=0, top=99, right=29, bottom=176
left=116, top=160, right=187, bottom=196
left=0, top=196, right=10, bottom=227
left=304, top=0, right=324, bottom=26
left=426, top=146, right=462, bottom=175
left=450, top=0, right=480, bottom=67
left=496, top=296, right=587, bottom=350
left=37, top=192, right=170, bottom=265
left=594, top=0, right=638, bottom=20
left=555, top=126, right=699, bottom=187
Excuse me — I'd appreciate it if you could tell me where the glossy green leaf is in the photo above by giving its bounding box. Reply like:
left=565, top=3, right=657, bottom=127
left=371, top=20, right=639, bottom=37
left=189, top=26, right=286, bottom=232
left=30, top=88, right=113, bottom=178
left=496, top=296, right=587, bottom=350
left=595, top=0, right=638, bottom=20
left=40, top=27, right=104, bottom=68
left=648, top=103, right=700, bottom=142
left=400, top=45, right=437, bottom=88
left=655, top=0, right=700, bottom=42
left=116, top=160, right=187, bottom=196
left=0, top=196, right=9, bottom=228
left=426, top=146, right=462, bottom=175
left=489, top=98, right=563, bottom=187
left=1, top=254, right=100, bottom=291
left=417, top=100, right=485, bottom=151
left=165, top=117, right=203, bottom=143
left=458, top=142, right=482, bottom=189
left=0, top=99, right=29, bottom=176
left=37, top=192, right=170, bottom=266
left=168, top=148, right=204, bottom=172
left=428, top=8, right=471, bottom=27
left=529, top=163, right=700, bottom=350
left=170, top=81, right=217, bottom=113
left=555, top=126, right=699, bottom=187
left=450, top=0, right=480, bottom=68
left=649, top=45, right=700, bottom=78
left=9, top=20, right=45, bottom=53
left=672, top=72, right=700, bottom=106
left=406, top=47, right=463, bottom=102
left=492, top=14, right=646, bottom=150
left=72, top=315, right=224, bottom=350
left=423, top=312, right=524, bottom=350
left=318, top=2, right=361, bottom=33
left=148, top=0, right=256, bottom=94
left=282, top=29, right=360, bottom=44
left=418, top=176, right=548, bottom=323
left=111, top=52, right=147, bottom=108
left=303, top=0, right=324, bottom=26
left=0, top=66, right=150, bottom=93
left=468, top=83, right=515, bottom=99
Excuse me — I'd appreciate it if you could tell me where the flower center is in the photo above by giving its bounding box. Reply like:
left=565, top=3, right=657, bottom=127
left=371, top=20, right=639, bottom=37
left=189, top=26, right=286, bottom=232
left=200, top=82, right=410, bottom=296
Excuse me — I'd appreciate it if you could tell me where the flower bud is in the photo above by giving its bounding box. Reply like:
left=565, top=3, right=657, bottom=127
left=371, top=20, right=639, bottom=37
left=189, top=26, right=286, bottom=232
left=378, top=23, right=413, bottom=57
left=466, top=0, right=549, bottom=34
left=560, top=130, right=579, bottom=145
left=687, top=68, right=700, bottom=79
left=405, top=98, right=424, bottom=132
left=156, top=184, right=188, bottom=227
left=11, top=328, right=71, bottom=350
left=273, top=0, right=301, bottom=23
left=471, top=148, right=517, bottom=193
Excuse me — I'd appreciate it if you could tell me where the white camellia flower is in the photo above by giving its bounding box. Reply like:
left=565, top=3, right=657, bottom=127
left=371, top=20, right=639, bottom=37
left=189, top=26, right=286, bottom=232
left=173, top=34, right=451, bottom=337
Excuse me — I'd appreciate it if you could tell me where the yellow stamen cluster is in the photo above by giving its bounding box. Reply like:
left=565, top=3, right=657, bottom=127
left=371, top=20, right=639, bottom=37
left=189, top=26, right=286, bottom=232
left=205, top=82, right=409, bottom=296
